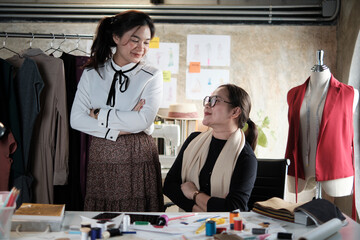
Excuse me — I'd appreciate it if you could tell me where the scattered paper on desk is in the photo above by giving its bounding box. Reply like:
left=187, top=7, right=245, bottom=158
left=80, top=213, right=124, bottom=228
left=130, top=225, right=184, bottom=235
left=242, top=214, right=286, bottom=234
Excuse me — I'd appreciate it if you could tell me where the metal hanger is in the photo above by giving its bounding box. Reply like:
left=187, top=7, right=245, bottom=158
left=68, top=34, right=90, bottom=56
left=49, top=34, right=66, bottom=55
left=0, top=33, right=20, bottom=56
left=28, top=33, right=35, bottom=49
left=45, top=33, right=57, bottom=53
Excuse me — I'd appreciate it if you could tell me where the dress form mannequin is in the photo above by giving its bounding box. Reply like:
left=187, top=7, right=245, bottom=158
left=288, top=50, right=359, bottom=198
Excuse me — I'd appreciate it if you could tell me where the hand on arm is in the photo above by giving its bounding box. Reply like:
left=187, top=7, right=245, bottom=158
left=119, top=99, right=145, bottom=136
left=132, top=99, right=145, bottom=111
left=192, top=204, right=203, bottom=212
left=89, top=108, right=99, bottom=119
left=181, top=182, right=210, bottom=212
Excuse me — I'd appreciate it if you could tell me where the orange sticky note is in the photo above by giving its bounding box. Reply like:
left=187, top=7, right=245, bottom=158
left=149, top=37, right=160, bottom=48
left=189, top=62, right=201, bottom=73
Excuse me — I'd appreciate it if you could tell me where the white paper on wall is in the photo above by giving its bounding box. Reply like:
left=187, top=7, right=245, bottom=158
left=186, top=34, right=230, bottom=67
left=186, top=69, right=229, bottom=100
left=146, top=42, right=180, bottom=74
left=160, top=77, right=177, bottom=108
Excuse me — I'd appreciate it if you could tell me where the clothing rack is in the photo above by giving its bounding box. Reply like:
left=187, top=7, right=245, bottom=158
left=0, top=32, right=94, bottom=40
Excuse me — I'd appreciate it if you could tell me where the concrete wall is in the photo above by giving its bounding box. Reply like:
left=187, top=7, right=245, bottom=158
left=0, top=22, right=337, bottom=159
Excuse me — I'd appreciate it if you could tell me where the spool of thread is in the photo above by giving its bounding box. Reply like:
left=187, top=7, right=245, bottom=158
left=205, top=220, right=216, bottom=236
left=216, top=227, right=227, bottom=234
left=233, top=217, right=243, bottom=231
left=229, top=211, right=239, bottom=230
left=156, top=214, right=169, bottom=226
left=252, top=228, right=268, bottom=235
left=80, top=227, right=91, bottom=240
left=102, top=228, right=122, bottom=239
left=277, top=232, right=293, bottom=239
left=90, top=227, right=101, bottom=240
left=122, top=215, right=131, bottom=232
left=96, top=220, right=107, bottom=235
left=229, top=211, right=239, bottom=224
left=81, top=222, right=92, bottom=229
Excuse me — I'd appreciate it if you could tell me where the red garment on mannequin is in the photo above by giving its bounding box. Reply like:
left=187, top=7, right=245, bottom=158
left=285, top=74, right=354, bottom=184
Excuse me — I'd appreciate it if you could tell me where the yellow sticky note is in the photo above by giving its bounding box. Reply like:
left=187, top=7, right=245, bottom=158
left=163, top=71, right=171, bottom=82
left=189, top=62, right=201, bottom=73
left=149, top=37, right=160, bottom=48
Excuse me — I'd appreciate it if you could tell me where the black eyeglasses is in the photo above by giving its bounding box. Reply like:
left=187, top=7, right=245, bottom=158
left=203, top=96, right=233, bottom=108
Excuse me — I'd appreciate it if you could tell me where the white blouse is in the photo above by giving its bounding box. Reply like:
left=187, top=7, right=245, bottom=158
left=70, top=58, right=163, bottom=141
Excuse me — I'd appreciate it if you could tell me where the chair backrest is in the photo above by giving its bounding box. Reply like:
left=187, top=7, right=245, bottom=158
left=247, top=158, right=290, bottom=211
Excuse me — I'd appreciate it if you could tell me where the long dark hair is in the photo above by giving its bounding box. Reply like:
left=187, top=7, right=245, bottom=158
left=84, top=10, right=155, bottom=74
left=219, top=84, right=258, bottom=151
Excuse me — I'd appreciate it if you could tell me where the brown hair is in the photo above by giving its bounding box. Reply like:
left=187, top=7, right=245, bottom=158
left=84, top=10, right=155, bottom=75
left=219, top=83, right=258, bottom=151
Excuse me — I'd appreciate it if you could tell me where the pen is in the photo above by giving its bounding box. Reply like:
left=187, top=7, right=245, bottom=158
left=193, top=215, right=220, bottom=222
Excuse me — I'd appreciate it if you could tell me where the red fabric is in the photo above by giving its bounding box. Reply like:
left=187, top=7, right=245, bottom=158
left=285, top=74, right=355, bottom=182
left=0, top=131, right=17, bottom=191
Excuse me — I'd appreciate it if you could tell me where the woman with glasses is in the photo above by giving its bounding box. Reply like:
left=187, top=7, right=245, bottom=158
left=163, top=84, right=258, bottom=212
left=70, top=10, right=164, bottom=212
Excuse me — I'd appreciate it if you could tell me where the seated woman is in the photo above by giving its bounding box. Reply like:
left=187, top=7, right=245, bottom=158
left=163, top=83, right=258, bottom=212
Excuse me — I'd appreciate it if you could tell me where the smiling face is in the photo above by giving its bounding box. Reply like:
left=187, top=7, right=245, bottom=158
left=112, top=25, right=151, bottom=66
left=202, top=87, right=240, bottom=130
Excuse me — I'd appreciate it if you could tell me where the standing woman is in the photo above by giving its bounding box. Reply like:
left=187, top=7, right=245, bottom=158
left=164, top=84, right=258, bottom=212
left=71, top=10, right=164, bottom=212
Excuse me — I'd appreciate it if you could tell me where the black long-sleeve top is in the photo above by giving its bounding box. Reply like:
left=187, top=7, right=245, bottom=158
left=163, top=131, right=258, bottom=212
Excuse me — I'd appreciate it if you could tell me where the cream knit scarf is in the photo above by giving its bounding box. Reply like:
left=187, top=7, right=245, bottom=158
left=181, top=128, right=245, bottom=198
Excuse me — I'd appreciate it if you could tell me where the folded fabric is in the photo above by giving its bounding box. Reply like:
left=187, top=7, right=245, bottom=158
left=294, top=198, right=346, bottom=226
left=252, top=197, right=304, bottom=222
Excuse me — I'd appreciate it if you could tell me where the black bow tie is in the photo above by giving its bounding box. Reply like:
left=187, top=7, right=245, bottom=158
left=106, top=62, right=139, bottom=107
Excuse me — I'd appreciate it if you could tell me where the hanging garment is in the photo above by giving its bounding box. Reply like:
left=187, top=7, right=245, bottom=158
left=2, top=57, right=43, bottom=204
left=54, top=52, right=84, bottom=210
left=8, top=48, right=69, bottom=204
left=75, top=55, right=91, bottom=201
left=285, top=75, right=355, bottom=189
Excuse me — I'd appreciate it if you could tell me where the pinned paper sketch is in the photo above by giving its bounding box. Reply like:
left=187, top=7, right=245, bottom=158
left=146, top=42, right=179, bottom=74
left=186, top=69, right=229, bottom=100
left=161, top=78, right=177, bottom=108
left=187, top=35, right=230, bottom=67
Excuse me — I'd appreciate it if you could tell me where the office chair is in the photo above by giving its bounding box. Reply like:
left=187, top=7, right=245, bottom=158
left=247, top=158, right=290, bottom=211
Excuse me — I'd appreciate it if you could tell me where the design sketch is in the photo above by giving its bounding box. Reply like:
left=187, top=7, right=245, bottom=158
left=187, top=35, right=230, bottom=67
left=146, top=42, right=180, bottom=74
left=186, top=69, right=229, bottom=100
